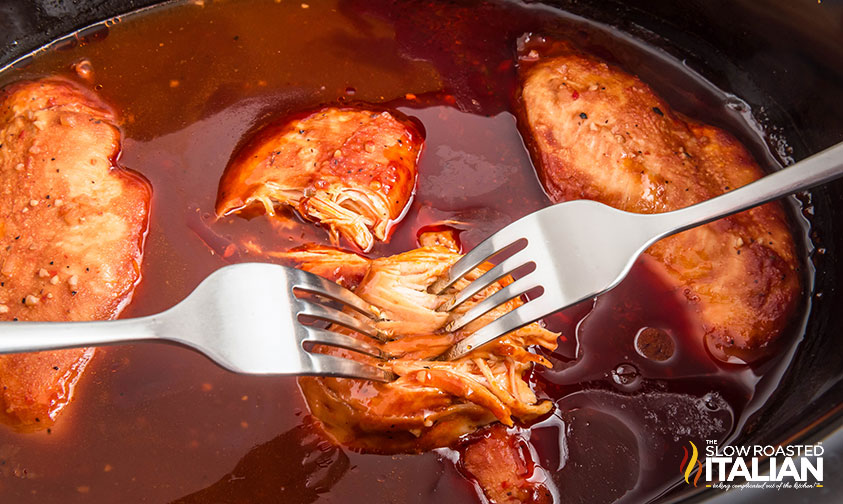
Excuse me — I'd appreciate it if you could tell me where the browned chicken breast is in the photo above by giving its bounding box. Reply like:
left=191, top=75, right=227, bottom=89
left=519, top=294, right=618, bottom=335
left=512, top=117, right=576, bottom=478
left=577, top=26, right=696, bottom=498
left=517, top=39, right=801, bottom=362
left=281, top=238, right=559, bottom=453
left=461, top=425, right=552, bottom=504
left=216, top=107, right=423, bottom=252
left=0, top=78, right=150, bottom=430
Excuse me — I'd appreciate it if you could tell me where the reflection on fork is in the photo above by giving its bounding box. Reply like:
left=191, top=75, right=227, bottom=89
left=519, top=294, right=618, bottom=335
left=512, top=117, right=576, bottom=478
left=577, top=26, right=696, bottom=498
left=0, top=263, right=396, bottom=382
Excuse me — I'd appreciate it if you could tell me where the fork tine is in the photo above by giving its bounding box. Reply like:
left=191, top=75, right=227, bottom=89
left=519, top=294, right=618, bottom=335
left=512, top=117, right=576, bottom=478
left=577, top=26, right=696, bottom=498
left=297, top=300, right=383, bottom=340
left=301, top=326, right=386, bottom=359
left=306, top=352, right=396, bottom=382
left=434, top=235, right=525, bottom=294
left=439, top=299, right=547, bottom=361
left=292, top=271, right=375, bottom=318
left=446, top=273, right=542, bottom=332
left=441, top=246, right=534, bottom=311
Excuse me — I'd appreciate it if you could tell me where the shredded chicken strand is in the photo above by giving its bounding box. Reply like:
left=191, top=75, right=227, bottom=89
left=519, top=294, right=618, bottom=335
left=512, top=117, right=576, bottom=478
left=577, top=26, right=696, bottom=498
left=216, top=107, right=422, bottom=252
left=278, top=241, right=558, bottom=453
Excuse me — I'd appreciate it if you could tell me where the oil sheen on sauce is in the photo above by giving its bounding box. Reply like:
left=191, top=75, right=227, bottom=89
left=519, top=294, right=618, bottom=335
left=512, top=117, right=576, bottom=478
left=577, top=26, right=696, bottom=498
left=0, top=0, right=809, bottom=503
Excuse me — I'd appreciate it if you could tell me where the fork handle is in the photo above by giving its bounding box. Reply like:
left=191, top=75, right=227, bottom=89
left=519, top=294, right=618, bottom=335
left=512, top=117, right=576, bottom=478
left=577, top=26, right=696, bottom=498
left=0, top=316, right=161, bottom=354
left=651, top=141, right=843, bottom=238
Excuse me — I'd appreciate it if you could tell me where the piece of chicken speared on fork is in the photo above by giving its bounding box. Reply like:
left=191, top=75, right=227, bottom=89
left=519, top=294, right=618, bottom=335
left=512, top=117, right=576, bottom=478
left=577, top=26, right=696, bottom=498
left=262, top=232, right=559, bottom=454
left=216, top=107, right=423, bottom=252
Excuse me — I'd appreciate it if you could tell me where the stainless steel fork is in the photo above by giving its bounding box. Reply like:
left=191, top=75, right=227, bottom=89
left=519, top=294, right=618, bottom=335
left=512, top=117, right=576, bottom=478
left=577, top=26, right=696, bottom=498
left=437, top=141, right=843, bottom=361
left=0, top=263, right=395, bottom=382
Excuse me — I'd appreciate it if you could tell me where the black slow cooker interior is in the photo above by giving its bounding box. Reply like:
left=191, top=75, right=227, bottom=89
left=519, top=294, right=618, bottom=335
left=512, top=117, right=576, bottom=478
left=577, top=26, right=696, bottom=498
left=1, top=0, right=842, bottom=502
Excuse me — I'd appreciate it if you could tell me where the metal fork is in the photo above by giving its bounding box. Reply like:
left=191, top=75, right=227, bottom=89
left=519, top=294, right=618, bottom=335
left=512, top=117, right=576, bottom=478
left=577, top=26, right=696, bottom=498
left=437, top=141, right=843, bottom=361
left=0, top=263, right=395, bottom=382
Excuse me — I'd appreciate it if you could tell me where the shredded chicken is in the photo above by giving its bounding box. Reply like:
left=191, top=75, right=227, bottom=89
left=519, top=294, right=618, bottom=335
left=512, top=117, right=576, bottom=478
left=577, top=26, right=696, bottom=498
left=279, top=240, right=559, bottom=453
left=216, top=107, right=422, bottom=252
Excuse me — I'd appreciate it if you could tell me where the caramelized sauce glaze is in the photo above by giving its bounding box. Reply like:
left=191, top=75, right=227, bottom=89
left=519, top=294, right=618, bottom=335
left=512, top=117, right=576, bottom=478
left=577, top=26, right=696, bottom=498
left=0, top=0, right=809, bottom=502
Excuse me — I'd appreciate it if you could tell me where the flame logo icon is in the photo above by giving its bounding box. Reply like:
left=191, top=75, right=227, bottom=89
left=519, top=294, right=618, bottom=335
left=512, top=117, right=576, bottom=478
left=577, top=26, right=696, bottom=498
left=679, top=441, right=703, bottom=486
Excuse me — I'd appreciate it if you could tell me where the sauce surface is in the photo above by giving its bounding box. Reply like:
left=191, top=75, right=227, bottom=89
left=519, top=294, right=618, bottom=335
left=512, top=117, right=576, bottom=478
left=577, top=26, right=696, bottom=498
left=0, top=0, right=810, bottom=502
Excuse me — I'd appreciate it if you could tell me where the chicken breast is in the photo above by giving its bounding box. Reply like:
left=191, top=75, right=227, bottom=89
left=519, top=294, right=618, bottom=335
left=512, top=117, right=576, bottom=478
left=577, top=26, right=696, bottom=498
left=461, top=425, right=552, bottom=504
left=0, top=78, right=150, bottom=430
left=216, top=107, right=422, bottom=252
left=282, top=239, right=559, bottom=453
left=517, top=39, right=801, bottom=362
